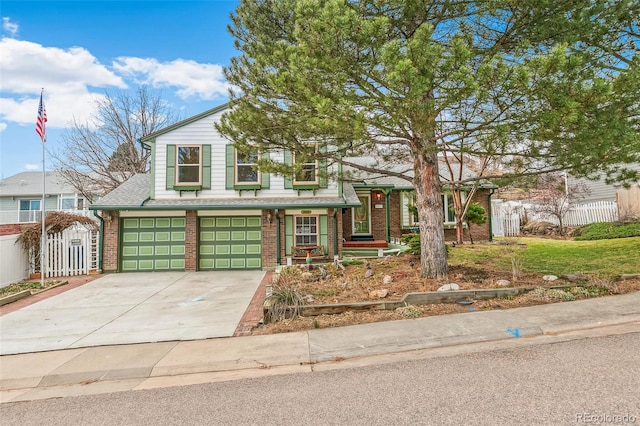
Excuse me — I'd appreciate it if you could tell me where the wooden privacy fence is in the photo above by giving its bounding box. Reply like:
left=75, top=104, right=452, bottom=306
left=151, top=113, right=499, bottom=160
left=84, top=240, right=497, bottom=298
left=30, top=223, right=99, bottom=277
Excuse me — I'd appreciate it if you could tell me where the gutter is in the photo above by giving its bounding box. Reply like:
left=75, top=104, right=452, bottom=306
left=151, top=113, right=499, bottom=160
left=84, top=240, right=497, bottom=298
left=275, top=208, right=281, bottom=266
left=92, top=210, right=104, bottom=273
left=333, top=208, right=338, bottom=259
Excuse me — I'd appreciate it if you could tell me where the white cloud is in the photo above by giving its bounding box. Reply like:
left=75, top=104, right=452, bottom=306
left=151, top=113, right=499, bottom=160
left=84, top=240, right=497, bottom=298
left=0, top=122, right=6, bottom=132
left=113, top=57, right=230, bottom=100
left=2, top=17, right=18, bottom=37
left=0, top=38, right=126, bottom=127
left=24, top=164, right=39, bottom=171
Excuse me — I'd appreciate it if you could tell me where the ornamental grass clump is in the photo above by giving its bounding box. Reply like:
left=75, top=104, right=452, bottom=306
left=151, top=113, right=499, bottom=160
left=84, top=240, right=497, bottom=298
left=264, top=283, right=307, bottom=324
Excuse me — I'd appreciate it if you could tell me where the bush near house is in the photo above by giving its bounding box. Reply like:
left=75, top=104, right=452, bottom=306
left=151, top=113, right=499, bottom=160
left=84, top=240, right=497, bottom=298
left=572, top=222, right=640, bottom=241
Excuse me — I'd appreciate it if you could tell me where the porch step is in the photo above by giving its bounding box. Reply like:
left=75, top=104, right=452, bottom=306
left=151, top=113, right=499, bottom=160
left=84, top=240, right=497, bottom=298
left=350, top=235, right=375, bottom=242
left=343, top=240, right=388, bottom=248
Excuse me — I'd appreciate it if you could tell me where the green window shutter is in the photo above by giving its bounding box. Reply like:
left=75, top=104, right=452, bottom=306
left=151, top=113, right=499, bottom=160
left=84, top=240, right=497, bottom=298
left=166, top=144, right=176, bottom=190
left=261, top=151, right=270, bottom=189
left=284, top=150, right=293, bottom=189
left=225, top=144, right=235, bottom=190
left=320, top=215, right=328, bottom=254
left=285, top=215, right=293, bottom=255
left=202, top=145, right=211, bottom=190
left=319, top=144, right=328, bottom=188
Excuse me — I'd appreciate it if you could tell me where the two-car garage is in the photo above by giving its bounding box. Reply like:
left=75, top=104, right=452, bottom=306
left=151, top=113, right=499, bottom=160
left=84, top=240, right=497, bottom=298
left=120, top=215, right=262, bottom=272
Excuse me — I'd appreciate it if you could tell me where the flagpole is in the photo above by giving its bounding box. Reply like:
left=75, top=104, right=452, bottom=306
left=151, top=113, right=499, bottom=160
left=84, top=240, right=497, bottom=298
left=41, top=127, right=46, bottom=288
left=37, top=88, right=47, bottom=288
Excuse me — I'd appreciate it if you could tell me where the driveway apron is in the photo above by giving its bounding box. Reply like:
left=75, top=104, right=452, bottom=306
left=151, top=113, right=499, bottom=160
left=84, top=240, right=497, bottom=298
left=0, top=271, right=265, bottom=355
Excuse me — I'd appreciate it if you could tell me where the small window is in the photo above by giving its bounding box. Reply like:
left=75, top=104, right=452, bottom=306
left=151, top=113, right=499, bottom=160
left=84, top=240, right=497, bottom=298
left=235, top=149, right=260, bottom=184
left=295, top=215, right=318, bottom=246
left=60, top=198, right=75, bottom=210
left=19, top=199, right=41, bottom=211
left=176, top=145, right=201, bottom=185
left=293, top=145, right=318, bottom=184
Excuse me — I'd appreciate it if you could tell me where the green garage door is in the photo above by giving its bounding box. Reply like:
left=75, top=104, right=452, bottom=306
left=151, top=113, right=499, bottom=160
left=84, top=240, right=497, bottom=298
left=199, top=216, right=262, bottom=270
left=121, top=217, right=186, bottom=271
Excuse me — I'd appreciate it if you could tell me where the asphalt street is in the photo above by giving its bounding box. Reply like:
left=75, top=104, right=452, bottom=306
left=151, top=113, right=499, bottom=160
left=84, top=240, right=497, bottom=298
left=2, top=331, right=638, bottom=426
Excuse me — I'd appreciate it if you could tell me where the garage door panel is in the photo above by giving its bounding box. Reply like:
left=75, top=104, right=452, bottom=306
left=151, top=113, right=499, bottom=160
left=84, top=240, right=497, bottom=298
left=121, top=217, right=185, bottom=272
left=199, top=216, right=261, bottom=270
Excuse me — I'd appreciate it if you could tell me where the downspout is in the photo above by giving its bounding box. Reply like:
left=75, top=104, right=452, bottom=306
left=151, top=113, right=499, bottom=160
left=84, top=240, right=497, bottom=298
left=488, top=188, right=495, bottom=242
left=93, top=210, right=104, bottom=273
left=333, top=208, right=338, bottom=259
left=140, top=197, right=150, bottom=207
left=385, top=190, right=391, bottom=243
left=275, top=208, right=281, bottom=265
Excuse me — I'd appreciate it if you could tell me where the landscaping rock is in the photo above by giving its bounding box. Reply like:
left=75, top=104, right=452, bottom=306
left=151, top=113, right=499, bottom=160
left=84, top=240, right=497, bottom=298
left=496, top=279, right=511, bottom=287
left=437, top=283, right=460, bottom=291
left=301, top=272, right=314, bottom=281
left=522, top=221, right=560, bottom=236
left=542, top=275, right=558, bottom=282
left=561, top=273, right=588, bottom=282
left=369, top=289, right=389, bottom=298
left=383, top=275, right=393, bottom=285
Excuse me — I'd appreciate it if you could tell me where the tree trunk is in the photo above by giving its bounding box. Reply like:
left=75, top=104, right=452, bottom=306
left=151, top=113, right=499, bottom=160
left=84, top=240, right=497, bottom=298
left=413, top=150, right=449, bottom=280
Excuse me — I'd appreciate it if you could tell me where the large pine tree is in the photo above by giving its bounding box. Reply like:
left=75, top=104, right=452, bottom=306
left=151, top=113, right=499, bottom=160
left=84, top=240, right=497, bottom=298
left=217, top=0, right=639, bottom=279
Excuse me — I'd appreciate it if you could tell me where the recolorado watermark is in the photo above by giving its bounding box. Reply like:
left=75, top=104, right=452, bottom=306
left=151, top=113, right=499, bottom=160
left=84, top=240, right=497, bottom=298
left=576, top=413, right=637, bottom=424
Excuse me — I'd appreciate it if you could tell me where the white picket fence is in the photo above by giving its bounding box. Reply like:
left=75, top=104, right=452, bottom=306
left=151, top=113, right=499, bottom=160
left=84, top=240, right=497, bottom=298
left=29, top=223, right=99, bottom=277
left=492, top=200, right=619, bottom=237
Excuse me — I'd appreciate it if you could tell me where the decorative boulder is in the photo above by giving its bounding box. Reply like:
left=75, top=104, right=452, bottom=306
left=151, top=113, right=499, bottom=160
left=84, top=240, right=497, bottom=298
left=437, top=283, right=460, bottom=291
left=542, top=275, right=558, bottom=282
left=369, top=289, right=389, bottom=298
left=383, top=275, right=393, bottom=285
left=560, top=273, right=588, bottom=282
left=496, top=279, right=511, bottom=287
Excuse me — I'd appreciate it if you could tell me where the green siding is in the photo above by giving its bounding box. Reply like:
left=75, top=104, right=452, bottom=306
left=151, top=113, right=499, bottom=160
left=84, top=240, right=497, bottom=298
left=199, top=216, right=262, bottom=270
left=120, top=217, right=185, bottom=271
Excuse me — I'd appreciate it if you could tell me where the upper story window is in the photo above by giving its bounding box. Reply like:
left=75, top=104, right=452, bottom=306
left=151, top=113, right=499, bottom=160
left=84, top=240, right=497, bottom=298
left=19, top=199, right=41, bottom=211
left=176, top=145, right=201, bottom=185
left=235, top=149, right=260, bottom=185
left=293, top=144, right=318, bottom=185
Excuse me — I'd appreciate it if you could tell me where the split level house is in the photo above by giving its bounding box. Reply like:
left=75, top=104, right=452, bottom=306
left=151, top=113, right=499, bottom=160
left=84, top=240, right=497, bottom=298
left=90, top=103, right=496, bottom=273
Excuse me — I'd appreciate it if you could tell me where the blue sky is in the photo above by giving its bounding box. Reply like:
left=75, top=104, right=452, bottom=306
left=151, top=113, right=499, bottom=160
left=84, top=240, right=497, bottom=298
left=0, top=0, right=240, bottom=178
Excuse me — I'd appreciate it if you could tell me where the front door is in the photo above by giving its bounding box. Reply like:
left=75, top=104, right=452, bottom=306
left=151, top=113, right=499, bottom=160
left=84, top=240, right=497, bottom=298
left=352, top=194, right=371, bottom=235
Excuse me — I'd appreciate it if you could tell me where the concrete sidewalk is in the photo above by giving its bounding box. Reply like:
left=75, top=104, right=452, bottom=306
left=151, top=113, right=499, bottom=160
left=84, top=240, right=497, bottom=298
left=1, top=292, right=639, bottom=403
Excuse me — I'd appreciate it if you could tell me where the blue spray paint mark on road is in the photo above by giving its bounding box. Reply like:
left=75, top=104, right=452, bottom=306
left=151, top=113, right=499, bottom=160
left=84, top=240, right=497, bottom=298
left=506, top=328, right=520, bottom=338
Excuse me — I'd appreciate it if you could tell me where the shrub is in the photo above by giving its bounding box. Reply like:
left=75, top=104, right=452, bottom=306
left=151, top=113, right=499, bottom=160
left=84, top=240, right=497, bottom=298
left=400, top=233, right=449, bottom=255
left=573, top=222, right=640, bottom=241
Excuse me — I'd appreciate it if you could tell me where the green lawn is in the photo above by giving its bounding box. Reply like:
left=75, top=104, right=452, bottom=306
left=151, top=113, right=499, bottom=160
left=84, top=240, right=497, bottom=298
left=448, top=237, right=640, bottom=276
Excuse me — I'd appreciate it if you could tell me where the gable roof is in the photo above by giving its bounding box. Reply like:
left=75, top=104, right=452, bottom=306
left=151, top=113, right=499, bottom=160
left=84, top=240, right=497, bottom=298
left=139, top=103, right=230, bottom=146
left=0, top=171, right=78, bottom=196
left=90, top=173, right=361, bottom=210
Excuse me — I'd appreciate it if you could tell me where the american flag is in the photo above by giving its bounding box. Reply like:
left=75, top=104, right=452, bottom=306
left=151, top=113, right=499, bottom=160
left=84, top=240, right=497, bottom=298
left=36, top=92, right=47, bottom=142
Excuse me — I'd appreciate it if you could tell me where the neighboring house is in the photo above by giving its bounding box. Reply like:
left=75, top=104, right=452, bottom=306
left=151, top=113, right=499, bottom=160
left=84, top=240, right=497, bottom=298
left=567, top=163, right=640, bottom=219
left=0, top=171, right=89, bottom=227
left=90, top=103, right=495, bottom=273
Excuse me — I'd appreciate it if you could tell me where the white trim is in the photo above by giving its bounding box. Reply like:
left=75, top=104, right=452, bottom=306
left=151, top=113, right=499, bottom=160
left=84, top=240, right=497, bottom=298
left=175, top=144, right=202, bottom=185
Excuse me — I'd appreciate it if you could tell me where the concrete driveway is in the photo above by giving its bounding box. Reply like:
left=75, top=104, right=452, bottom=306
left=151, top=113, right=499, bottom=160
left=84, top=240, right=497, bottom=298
left=0, top=271, right=265, bottom=356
